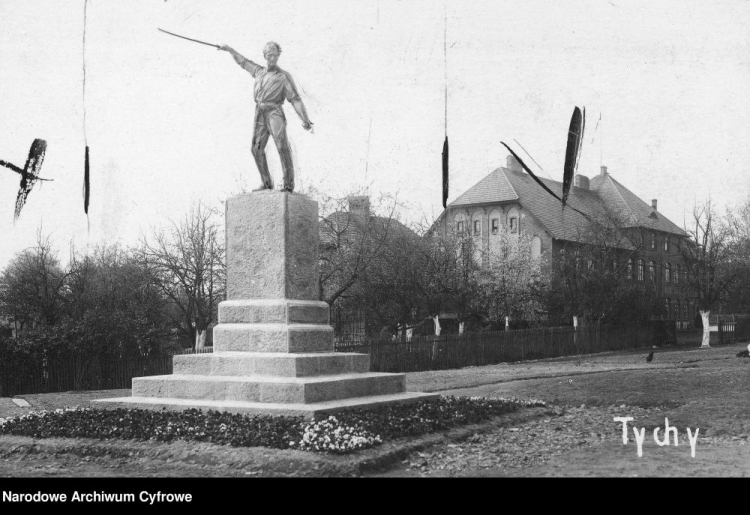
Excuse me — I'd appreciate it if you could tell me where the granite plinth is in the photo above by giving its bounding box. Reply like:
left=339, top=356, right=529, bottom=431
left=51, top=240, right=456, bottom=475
left=94, top=191, right=436, bottom=419
left=225, top=192, right=319, bottom=301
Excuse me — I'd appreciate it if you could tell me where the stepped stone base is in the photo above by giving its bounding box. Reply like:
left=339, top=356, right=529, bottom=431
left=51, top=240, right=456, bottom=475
left=213, top=324, right=333, bottom=353
left=132, top=372, right=407, bottom=404
left=92, top=391, right=439, bottom=419
left=93, top=191, right=437, bottom=419
left=173, top=352, right=370, bottom=377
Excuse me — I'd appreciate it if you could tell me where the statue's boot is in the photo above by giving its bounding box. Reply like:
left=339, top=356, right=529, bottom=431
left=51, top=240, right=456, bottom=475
left=279, top=147, right=295, bottom=192
left=252, top=150, right=275, bottom=191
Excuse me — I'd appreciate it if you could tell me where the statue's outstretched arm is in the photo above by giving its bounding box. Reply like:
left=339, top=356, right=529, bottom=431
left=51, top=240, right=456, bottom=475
left=219, top=45, right=260, bottom=75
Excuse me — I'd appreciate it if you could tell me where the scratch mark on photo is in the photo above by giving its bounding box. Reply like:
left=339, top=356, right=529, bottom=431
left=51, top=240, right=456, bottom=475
left=83, top=145, right=90, bottom=215
left=0, top=139, right=50, bottom=221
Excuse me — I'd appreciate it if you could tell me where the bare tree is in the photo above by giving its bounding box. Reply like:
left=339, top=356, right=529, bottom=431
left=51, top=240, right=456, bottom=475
left=348, top=226, right=484, bottom=338
left=315, top=191, right=474, bottom=337
left=416, top=230, right=484, bottom=334
left=475, top=227, right=547, bottom=326
left=724, top=195, right=750, bottom=313
left=312, top=188, right=404, bottom=307
left=679, top=200, right=747, bottom=347
left=548, top=209, right=660, bottom=324
left=138, top=202, right=226, bottom=350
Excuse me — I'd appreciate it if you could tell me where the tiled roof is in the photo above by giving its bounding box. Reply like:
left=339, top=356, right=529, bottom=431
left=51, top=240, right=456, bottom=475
left=446, top=167, right=686, bottom=241
left=320, top=211, right=417, bottom=242
left=449, top=168, right=519, bottom=206
left=502, top=169, right=609, bottom=241
left=595, top=175, right=687, bottom=236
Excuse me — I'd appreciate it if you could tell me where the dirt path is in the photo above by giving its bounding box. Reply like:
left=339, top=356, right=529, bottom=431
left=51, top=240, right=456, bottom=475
left=372, top=342, right=750, bottom=477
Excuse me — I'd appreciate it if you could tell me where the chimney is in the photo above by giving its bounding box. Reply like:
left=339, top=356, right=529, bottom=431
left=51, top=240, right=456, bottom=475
left=348, top=195, right=371, bottom=218
left=651, top=199, right=657, bottom=211
left=573, top=174, right=590, bottom=190
left=600, top=166, right=608, bottom=176
left=506, top=155, right=523, bottom=173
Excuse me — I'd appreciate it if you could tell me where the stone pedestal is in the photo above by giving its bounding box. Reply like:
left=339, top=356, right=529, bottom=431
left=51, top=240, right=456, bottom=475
left=95, top=191, right=436, bottom=418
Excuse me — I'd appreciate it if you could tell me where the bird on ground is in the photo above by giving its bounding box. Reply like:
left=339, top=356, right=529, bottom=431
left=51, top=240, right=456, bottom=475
left=646, top=352, right=654, bottom=363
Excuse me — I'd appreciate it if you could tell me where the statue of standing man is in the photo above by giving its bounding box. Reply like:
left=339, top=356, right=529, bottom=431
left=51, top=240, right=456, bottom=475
left=220, top=42, right=313, bottom=192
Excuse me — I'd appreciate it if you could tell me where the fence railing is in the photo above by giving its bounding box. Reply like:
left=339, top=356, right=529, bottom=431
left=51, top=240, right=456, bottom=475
left=1, top=320, right=677, bottom=395
left=0, top=347, right=215, bottom=398
left=334, top=321, right=676, bottom=373
left=718, top=318, right=750, bottom=345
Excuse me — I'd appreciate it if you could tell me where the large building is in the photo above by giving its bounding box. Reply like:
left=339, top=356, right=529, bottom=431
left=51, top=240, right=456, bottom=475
left=432, top=156, right=694, bottom=328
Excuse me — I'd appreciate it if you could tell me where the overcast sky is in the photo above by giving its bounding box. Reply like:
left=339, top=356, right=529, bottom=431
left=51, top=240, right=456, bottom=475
left=2, top=0, right=749, bottom=269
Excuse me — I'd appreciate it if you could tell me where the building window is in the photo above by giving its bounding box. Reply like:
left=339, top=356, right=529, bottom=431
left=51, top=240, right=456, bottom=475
left=508, top=207, right=520, bottom=234
left=627, top=259, right=633, bottom=280
left=651, top=233, right=656, bottom=250
left=674, top=264, right=680, bottom=284
left=638, top=260, right=644, bottom=281
left=683, top=301, right=689, bottom=319
left=473, top=220, right=480, bottom=236
left=491, top=218, right=499, bottom=234
left=531, top=236, right=541, bottom=260
left=648, top=261, right=655, bottom=282
left=664, top=237, right=669, bottom=252
left=457, top=221, right=464, bottom=234
left=665, top=298, right=670, bottom=318
left=612, top=258, right=618, bottom=273
left=674, top=300, right=681, bottom=320
left=665, top=262, right=671, bottom=283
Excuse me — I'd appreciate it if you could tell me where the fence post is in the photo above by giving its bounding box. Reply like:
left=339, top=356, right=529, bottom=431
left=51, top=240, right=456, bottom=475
left=573, top=316, right=578, bottom=351
left=505, top=316, right=509, bottom=332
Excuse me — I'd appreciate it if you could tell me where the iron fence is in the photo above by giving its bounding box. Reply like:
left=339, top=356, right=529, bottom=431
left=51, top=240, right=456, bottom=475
left=0, top=320, right=678, bottom=395
left=334, top=321, right=676, bottom=373
left=718, top=318, right=750, bottom=345
left=0, top=347, right=215, bottom=397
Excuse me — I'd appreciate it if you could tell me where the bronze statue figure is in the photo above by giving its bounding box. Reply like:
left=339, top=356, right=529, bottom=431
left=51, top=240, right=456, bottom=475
left=220, top=42, right=313, bottom=192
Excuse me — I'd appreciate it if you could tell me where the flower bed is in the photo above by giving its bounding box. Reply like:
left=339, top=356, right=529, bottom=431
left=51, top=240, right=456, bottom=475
left=0, top=396, right=546, bottom=455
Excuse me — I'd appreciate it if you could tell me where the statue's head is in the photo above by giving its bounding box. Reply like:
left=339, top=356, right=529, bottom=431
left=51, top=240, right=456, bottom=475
left=263, top=41, right=282, bottom=68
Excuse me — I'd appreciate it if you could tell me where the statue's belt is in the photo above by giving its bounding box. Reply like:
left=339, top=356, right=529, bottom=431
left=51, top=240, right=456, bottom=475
left=256, top=102, right=283, bottom=111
